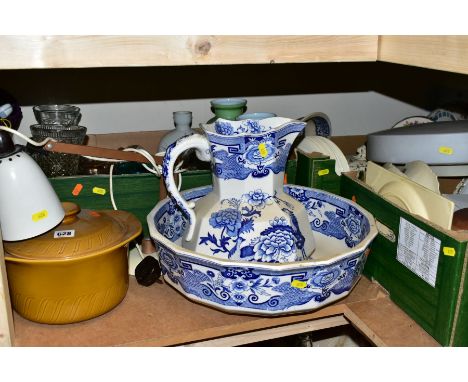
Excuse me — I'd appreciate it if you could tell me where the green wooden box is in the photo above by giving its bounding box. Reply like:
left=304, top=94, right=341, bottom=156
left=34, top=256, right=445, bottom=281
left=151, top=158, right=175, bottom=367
left=295, top=151, right=341, bottom=195
left=50, top=160, right=298, bottom=238
left=340, top=173, right=468, bottom=346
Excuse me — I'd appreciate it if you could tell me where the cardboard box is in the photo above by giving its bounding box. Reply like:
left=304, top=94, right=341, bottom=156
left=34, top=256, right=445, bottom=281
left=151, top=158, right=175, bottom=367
left=341, top=173, right=468, bottom=346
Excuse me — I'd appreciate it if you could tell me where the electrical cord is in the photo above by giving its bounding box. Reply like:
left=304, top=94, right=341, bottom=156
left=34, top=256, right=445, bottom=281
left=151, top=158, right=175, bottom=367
left=0, top=124, right=56, bottom=146
left=0, top=125, right=183, bottom=261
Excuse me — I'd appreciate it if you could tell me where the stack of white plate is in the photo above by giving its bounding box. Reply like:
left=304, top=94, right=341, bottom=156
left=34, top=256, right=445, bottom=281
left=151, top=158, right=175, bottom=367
left=366, top=162, right=454, bottom=230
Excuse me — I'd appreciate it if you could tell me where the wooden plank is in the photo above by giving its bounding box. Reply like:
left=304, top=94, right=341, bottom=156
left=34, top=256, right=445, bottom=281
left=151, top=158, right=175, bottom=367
left=0, top=231, right=14, bottom=346
left=183, top=315, right=349, bottom=347
left=344, top=298, right=440, bottom=347
left=0, top=36, right=378, bottom=69
left=379, top=36, right=468, bottom=75
left=12, top=277, right=382, bottom=347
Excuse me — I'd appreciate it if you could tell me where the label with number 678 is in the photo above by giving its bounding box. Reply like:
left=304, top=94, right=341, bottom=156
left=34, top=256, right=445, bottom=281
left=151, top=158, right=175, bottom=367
left=54, top=230, right=76, bottom=239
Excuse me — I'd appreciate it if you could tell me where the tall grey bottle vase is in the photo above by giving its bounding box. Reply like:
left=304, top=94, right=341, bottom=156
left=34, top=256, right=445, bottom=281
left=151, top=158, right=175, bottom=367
left=158, top=111, right=195, bottom=152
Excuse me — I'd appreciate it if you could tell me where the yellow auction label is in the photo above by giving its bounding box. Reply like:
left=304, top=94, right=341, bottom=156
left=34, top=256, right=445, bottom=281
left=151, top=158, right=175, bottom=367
left=443, top=247, right=456, bottom=257
left=291, top=280, right=307, bottom=289
left=318, top=169, right=330, bottom=176
left=258, top=143, right=268, bottom=158
left=32, top=210, right=48, bottom=222
left=92, top=187, right=107, bottom=195
left=439, top=146, right=454, bottom=155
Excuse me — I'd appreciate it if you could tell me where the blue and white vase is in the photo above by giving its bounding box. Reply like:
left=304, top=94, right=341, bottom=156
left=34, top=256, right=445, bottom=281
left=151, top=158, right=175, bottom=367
left=162, top=117, right=316, bottom=263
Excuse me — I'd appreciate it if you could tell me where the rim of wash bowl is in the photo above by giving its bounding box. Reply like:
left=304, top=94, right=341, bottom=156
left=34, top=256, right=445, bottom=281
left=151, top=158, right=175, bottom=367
left=147, top=185, right=378, bottom=271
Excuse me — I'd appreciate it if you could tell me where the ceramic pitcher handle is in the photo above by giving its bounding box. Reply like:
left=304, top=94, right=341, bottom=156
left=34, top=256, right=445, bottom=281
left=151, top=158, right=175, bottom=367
left=162, top=134, right=211, bottom=241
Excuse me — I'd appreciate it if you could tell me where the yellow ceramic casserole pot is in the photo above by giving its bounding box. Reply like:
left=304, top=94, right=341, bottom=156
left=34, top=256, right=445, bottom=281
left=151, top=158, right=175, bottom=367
left=3, top=202, right=142, bottom=324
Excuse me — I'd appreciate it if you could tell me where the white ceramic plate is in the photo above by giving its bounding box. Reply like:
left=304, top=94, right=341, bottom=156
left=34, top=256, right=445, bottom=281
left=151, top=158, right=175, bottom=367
left=296, top=136, right=350, bottom=175
left=404, top=161, right=440, bottom=194
left=378, top=181, right=429, bottom=218
left=391, top=116, right=433, bottom=128
left=365, top=161, right=454, bottom=230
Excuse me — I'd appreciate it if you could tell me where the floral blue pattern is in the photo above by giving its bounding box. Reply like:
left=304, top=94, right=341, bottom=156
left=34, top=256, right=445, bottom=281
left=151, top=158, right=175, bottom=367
left=156, top=202, right=187, bottom=240
left=199, top=196, right=260, bottom=259
left=149, top=185, right=377, bottom=315
left=243, top=189, right=272, bottom=209
left=214, top=121, right=234, bottom=135
left=209, top=208, right=242, bottom=237
left=251, top=217, right=297, bottom=263
left=214, top=120, right=272, bottom=135
left=157, top=242, right=366, bottom=313
left=197, top=191, right=306, bottom=262
left=207, top=122, right=305, bottom=181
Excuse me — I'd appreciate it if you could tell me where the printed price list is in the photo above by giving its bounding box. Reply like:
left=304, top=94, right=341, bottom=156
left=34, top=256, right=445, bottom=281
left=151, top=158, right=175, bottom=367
left=397, top=217, right=441, bottom=287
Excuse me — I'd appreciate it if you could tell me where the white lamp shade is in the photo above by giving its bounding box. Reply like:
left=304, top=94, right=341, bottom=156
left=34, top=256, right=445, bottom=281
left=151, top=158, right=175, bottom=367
left=0, top=151, right=65, bottom=241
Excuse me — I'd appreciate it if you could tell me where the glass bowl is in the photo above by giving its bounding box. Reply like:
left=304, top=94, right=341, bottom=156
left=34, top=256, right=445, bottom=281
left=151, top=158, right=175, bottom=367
left=29, top=124, right=87, bottom=177
left=33, top=104, right=81, bottom=126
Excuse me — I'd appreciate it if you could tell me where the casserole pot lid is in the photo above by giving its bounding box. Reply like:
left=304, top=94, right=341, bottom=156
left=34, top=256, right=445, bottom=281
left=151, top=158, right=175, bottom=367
left=4, top=202, right=142, bottom=260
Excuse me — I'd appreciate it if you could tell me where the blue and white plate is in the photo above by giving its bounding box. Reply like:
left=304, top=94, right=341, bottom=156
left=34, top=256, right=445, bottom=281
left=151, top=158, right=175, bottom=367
left=391, top=116, right=433, bottom=129
left=300, top=112, right=331, bottom=137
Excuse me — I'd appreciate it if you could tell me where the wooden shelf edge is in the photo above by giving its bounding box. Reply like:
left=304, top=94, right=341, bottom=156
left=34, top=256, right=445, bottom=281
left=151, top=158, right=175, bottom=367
left=344, top=299, right=440, bottom=347
left=12, top=275, right=433, bottom=347
left=0, top=35, right=378, bottom=69
left=0, top=231, right=14, bottom=347
left=379, top=35, right=468, bottom=75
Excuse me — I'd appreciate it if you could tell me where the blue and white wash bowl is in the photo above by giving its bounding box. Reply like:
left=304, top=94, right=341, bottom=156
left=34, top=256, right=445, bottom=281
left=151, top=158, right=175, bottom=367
left=148, top=185, right=378, bottom=316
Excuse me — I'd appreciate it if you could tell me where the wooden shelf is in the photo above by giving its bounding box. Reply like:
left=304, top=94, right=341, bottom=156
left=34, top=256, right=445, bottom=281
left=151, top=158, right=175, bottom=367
left=379, top=35, right=468, bottom=75
left=12, top=276, right=439, bottom=347
left=0, top=231, right=14, bottom=347
left=1, top=34, right=461, bottom=347
left=1, top=35, right=468, bottom=75
left=0, top=35, right=378, bottom=69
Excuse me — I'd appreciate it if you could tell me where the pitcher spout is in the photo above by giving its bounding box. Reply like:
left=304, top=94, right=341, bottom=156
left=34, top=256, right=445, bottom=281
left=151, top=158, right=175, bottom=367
left=202, top=117, right=306, bottom=183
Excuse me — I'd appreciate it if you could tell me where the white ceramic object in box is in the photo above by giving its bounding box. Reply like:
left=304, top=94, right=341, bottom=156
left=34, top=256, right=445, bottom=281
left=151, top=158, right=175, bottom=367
left=296, top=136, right=350, bottom=175
left=383, top=163, right=405, bottom=176
left=162, top=117, right=316, bottom=263
left=148, top=185, right=377, bottom=315
left=404, top=161, right=440, bottom=194
left=365, top=161, right=454, bottom=230
left=383, top=161, right=440, bottom=194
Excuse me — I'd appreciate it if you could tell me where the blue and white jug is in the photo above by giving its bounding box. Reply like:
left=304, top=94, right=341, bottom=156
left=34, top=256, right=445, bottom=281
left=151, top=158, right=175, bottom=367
left=162, top=117, right=316, bottom=263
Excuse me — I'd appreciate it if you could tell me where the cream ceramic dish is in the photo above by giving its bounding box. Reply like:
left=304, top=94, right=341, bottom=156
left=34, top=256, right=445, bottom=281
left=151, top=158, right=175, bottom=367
left=404, top=160, right=440, bottom=194
left=383, top=161, right=440, bottom=194
left=296, top=136, right=350, bottom=175
left=365, top=162, right=454, bottom=230
left=148, top=185, right=377, bottom=316
left=383, top=163, right=406, bottom=176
